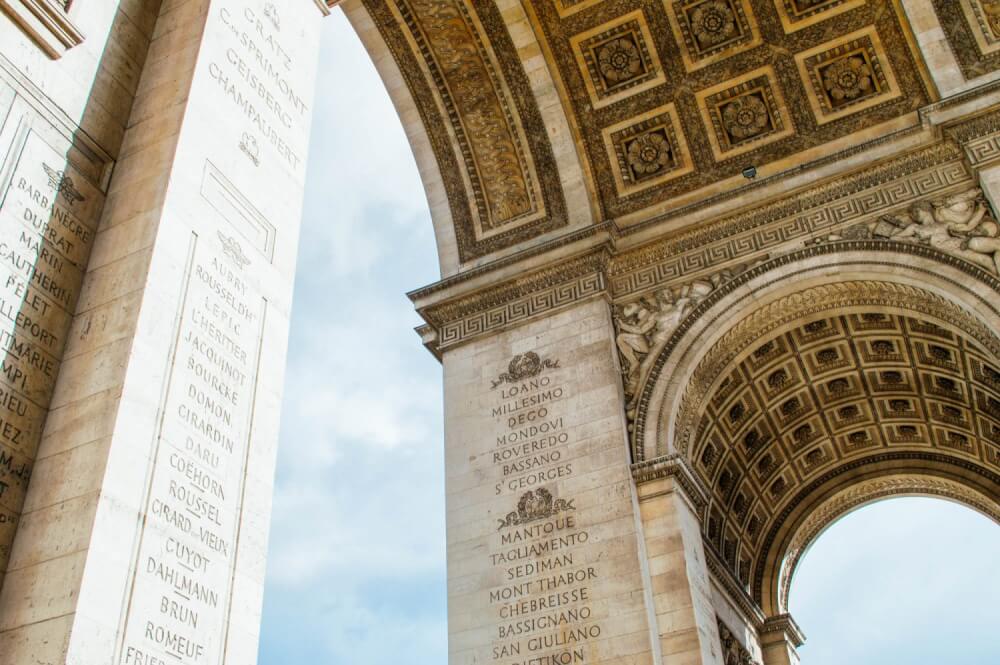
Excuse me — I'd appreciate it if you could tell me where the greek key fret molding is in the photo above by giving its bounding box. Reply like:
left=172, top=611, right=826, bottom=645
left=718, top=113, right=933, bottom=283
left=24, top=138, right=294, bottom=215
left=419, top=250, right=611, bottom=351
left=415, top=139, right=997, bottom=355
left=944, top=107, right=1000, bottom=168
left=610, top=142, right=969, bottom=300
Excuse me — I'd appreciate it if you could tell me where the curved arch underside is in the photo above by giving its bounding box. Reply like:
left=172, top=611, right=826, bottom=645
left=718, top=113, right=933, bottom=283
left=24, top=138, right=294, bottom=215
left=343, top=0, right=936, bottom=268
left=772, top=474, right=1000, bottom=617
left=660, top=296, right=1000, bottom=614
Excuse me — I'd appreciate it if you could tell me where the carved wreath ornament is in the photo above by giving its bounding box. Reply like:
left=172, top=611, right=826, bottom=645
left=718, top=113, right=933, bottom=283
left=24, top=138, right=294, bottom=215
left=497, top=488, right=576, bottom=530
left=491, top=351, right=560, bottom=389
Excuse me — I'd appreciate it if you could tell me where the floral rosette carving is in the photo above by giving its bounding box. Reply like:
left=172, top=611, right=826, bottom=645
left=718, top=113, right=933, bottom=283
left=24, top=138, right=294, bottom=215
left=721, top=94, right=770, bottom=142
left=597, top=37, right=643, bottom=85
left=822, top=55, right=875, bottom=104
left=626, top=132, right=672, bottom=177
left=691, top=1, right=737, bottom=47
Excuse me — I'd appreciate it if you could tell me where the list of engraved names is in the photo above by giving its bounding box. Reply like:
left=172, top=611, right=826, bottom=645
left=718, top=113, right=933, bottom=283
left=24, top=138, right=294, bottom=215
left=120, top=239, right=263, bottom=665
left=486, top=354, right=603, bottom=665
left=0, top=133, right=99, bottom=576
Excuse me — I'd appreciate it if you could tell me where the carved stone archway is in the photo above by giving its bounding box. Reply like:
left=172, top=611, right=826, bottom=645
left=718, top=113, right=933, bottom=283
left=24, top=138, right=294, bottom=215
left=630, top=243, right=1000, bottom=662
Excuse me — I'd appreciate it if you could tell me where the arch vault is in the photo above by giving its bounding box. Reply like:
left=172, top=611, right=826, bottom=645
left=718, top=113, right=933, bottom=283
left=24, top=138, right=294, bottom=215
left=1, top=1, right=1000, bottom=664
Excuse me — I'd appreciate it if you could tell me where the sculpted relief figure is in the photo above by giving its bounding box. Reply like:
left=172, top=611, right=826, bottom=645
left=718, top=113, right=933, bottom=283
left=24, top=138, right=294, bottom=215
left=824, top=188, right=1000, bottom=274
left=614, top=260, right=763, bottom=418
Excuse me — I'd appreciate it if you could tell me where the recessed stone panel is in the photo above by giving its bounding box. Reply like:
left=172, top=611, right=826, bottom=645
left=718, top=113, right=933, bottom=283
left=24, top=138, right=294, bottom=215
left=773, top=0, right=865, bottom=32
left=696, top=66, right=794, bottom=161
left=0, top=128, right=101, bottom=576
left=796, top=27, right=901, bottom=125
left=602, top=104, right=693, bottom=195
left=665, top=0, right=762, bottom=71
left=444, top=299, right=653, bottom=665
left=571, top=10, right=666, bottom=109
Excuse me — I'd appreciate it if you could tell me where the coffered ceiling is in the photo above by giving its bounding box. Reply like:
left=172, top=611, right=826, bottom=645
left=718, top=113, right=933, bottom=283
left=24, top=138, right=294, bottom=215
left=356, top=0, right=938, bottom=263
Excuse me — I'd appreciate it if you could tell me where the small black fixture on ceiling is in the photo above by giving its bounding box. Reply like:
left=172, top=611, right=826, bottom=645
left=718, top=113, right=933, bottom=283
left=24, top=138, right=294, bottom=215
left=742, top=165, right=757, bottom=180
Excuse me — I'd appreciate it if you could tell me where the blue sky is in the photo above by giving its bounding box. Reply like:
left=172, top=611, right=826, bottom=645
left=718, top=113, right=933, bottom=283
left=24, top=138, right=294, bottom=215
left=257, top=10, right=999, bottom=664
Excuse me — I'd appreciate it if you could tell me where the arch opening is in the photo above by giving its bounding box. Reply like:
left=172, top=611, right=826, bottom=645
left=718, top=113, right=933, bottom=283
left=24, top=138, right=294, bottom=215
left=788, top=497, right=1000, bottom=665
left=631, top=251, right=1000, bottom=633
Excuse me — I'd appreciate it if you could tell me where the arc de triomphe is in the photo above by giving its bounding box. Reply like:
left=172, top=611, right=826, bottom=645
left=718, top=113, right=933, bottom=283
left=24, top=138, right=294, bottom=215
left=0, top=1, right=998, bottom=664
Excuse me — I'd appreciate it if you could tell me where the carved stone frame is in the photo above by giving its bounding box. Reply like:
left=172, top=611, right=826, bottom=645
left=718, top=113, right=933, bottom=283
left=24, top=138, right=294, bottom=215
left=0, top=0, right=83, bottom=59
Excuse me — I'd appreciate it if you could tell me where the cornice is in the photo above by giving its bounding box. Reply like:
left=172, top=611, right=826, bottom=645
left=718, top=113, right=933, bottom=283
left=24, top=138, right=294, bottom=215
left=412, top=102, right=1000, bottom=358
left=631, top=453, right=710, bottom=509
left=761, top=614, right=806, bottom=647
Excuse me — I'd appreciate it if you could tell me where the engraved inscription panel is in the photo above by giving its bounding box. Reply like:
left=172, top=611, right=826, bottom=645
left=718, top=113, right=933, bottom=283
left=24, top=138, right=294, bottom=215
left=119, top=236, right=264, bottom=665
left=0, top=131, right=100, bottom=575
left=446, top=302, right=652, bottom=665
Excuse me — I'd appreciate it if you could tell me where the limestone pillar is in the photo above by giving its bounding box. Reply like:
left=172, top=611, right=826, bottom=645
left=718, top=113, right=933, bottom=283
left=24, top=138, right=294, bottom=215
left=760, top=616, right=805, bottom=665
left=634, top=465, right=722, bottom=665
left=0, top=0, right=323, bottom=662
left=443, top=297, right=660, bottom=665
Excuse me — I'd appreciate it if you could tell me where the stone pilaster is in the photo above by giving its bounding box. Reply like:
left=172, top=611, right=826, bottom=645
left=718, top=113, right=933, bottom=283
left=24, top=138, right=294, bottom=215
left=443, top=297, right=659, bottom=665
left=0, top=0, right=323, bottom=662
left=633, top=460, right=721, bottom=665
left=760, top=615, right=805, bottom=665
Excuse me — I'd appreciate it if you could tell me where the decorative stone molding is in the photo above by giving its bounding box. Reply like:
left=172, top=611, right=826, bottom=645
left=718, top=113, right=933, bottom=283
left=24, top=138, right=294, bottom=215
left=761, top=614, right=805, bottom=648
left=631, top=453, right=710, bottom=509
left=718, top=615, right=761, bottom=665
left=753, top=453, right=1000, bottom=607
left=362, top=0, right=568, bottom=261
left=610, top=142, right=968, bottom=300
left=630, top=248, right=1000, bottom=465
left=945, top=107, right=1000, bottom=169
left=417, top=249, right=610, bottom=351
left=932, top=0, right=1000, bottom=80
left=706, top=546, right=767, bottom=630
left=0, top=0, right=83, bottom=59
left=670, top=280, right=1000, bottom=458
left=414, top=109, right=1000, bottom=356
left=817, top=187, right=1000, bottom=274
left=614, top=258, right=765, bottom=417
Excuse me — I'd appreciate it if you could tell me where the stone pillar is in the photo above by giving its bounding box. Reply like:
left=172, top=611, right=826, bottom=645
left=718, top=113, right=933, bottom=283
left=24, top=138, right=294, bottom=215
left=760, top=615, right=805, bottom=665
left=634, top=462, right=722, bottom=665
left=443, top=297, right=659, bottom=665
left=0, top=0, right=323, bottom=662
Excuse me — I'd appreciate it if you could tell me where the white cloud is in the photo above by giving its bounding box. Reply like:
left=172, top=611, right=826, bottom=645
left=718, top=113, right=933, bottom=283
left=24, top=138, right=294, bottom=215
left=260, top=11, right=446, bottom=663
